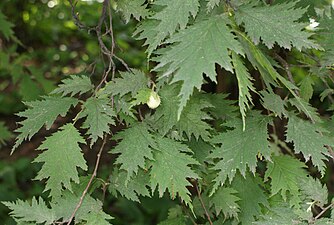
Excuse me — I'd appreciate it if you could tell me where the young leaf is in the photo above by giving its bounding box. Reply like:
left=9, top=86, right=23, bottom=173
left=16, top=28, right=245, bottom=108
left=210, top=112, right=271, bottom=192
left=51, top=75, right=93, bottom=97
left=116, top=0, right=149, bottom=23
left=231, top=173, right=269, bottom=224
left=235, top=2, right=321, bottom=50
left=210, top=187, right=240, bottom=220
left=150, top=136, right=200, bottom=208
left=111, top=122, right=155, bottom=181
left=13, top=96, right=78, bottom=150
left=109, top=168, right=150, bottom=202
left=232, top=52, right=256, bottom=129
left=34, top=124, right=87, bottom=198
left=299, top=75, right=314, bottom=102
left=265, top=155, right=307, bottom=204
left=286, top=114, right=333, bottom=176
left=2, top=197, right=55, bottom=224
left=154, top=15, right=243, bottom=118
left=78, top=97, right=116, bottom=146
left=101, top=69, right=149, bottom=98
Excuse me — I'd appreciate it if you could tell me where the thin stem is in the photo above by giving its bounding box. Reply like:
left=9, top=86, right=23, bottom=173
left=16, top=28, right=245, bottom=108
left=66, top=137, right=108, bottom=225
left=314, top=203, right=334, bottom=220
left=195, top=182, right=213, bottom=225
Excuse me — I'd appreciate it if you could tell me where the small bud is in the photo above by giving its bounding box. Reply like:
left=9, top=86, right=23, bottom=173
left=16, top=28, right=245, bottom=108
left=146, top=91, right=161, bottom=109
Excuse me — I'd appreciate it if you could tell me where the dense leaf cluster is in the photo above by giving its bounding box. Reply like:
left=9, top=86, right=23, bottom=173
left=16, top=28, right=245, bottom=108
left=2, top=0, right=334, bottom=224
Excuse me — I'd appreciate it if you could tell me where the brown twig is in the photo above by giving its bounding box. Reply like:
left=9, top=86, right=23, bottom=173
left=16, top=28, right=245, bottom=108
left=195, top=182, right=213, bottom=225
left=274, top=53, right=299, bottom=96
left=66, top=137, right=108, bottom=225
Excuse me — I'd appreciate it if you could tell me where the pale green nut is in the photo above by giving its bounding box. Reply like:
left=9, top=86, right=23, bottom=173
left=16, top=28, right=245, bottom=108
left=147, top=91, right=161, bottom=109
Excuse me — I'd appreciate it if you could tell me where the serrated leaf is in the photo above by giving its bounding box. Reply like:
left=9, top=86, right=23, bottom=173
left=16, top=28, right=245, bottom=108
left=2, top=197, right=55, bottom=224
left=152, top=83, right=180, bottom=135
left=81, top=211, right=113, bottom=225
left=318, top=10, right=334, bottom=67
left=154, top=15, right=243, bottom=118
left=210, top=112, right=271, bottom=192
left=235, top=2, right=321, bottom=50
left=109, top=168, right=150, bottom=202
left=286, top=114, right=333, bottom=176
left=101, top=69, right=149, bottom=98
left=231, top=173, right=268, bottom=224
left=265, top=155, right=307, bottom=204
left=111, top=123, right=155, bottom=181
left=52, top=183, right=113, bottom=224
left=254, top=204, right=305, bottom=225
left=299, top=75, right=314, bottom=102
left=116, top=0, right=149, bottom=23
left=232, top=52, right=256, bottom=129
left=130, top=88, right=152, bottom=106
left=78, top=97, right=116, bottom=146
left=138, top=0, right=200, bottom=55
left=51, top=75, right=93, bottom=97
left=150, top=136, right=199, bottom=208
left=300, top=177, right=328, bottom=207
left=206, top=0, right=221, bottom=10
left=289, top=97, right=321, bottom=123
left=13, top=96, right=78, bottom=150
left=177, top=92, right=213, bottom=141
left=0, top=10, right=14, bottom=40
left=260, top=91, right=287, bottom=118
left=0, top=121, right=13, bottom=146
left=203, top=93, right=238, bottom=119
left=210, top=187, right=240, bottom=219
left=34, top=124, right=87, bottom=198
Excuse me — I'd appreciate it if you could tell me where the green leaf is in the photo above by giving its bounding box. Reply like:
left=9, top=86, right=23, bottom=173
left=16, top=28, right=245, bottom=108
left=286, top=114, right=333, bottom=176
left=81, top=211, right=113, bottom=225
left=210, top=112, right=271, bottom=192
left=288, top=97, right=321, bottom=123
left=111, top=122, right=155, bottom=181
left=318, top=10, right=334, bottom=67
left=264, top=155, right=307, bottom=204
left=210, top=187, right=240, bottom=220
left=2, top=197, right=55, bottom=224
left=151, top=83, right=180, bottom=135
left=13, top=96, right=78, bottom=150
left=101, top=69, right=149, bottom=98
left=154, top=15, right=243, bottom=118
left=206, top=0, right=221, bottom=11
left=0, top=10, right=14, bottom=40
left=260, top=91, right=287, bottom=118
left=300, top=177, right=328, bottom=207
left=231, top=52, right=256, bottom=129
left=34, top=124, right=87, bottom=198
left=0, top=121, right=13, bottom=146
left=109, top=168, right=150, bottom=202
left=299, top=75, right=314, bottom=102
left=152, top=0, right=199, bottom=36
left=51, top=75, right=94, bottom=97
left=116, top=0, right=149, bottom=23
left=141, top=0, right=200, bottom=55
left=78, top=97, right=116, bottom=146
left=231, top=173, right=268, bottom=224
left=254, top=204, right=305, bottom=225
left=235, top=2, right=321, bottom=50
left=150, top=136, right=199, bottom=208
left=203, top=93, right=238, bottom=119
left=177, top=92, right=213, bottom=141
left=130, top=88, right=152, bottom=106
